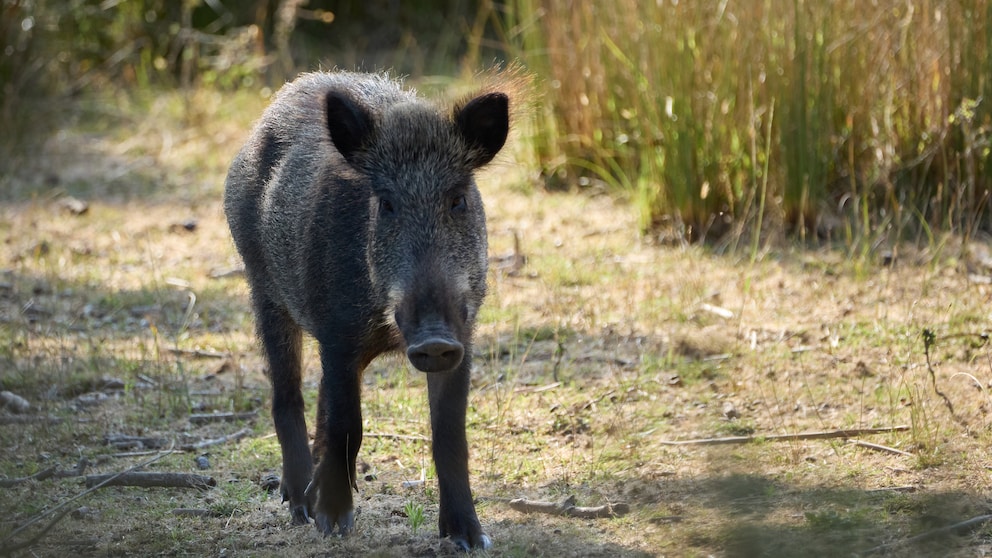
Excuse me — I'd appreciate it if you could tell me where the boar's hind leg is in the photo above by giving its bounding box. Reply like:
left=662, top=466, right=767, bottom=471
left=310, top=346, right=363, bottom=537
left=254, top=293, right=313, bottom=525
left=427, top=357, right=491, bottom=550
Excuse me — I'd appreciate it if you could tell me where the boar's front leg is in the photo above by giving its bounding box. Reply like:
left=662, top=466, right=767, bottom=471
left=310, top=345, right=363, bottom=536
left=427, top=353, right=491, bottom=550
left=254, top=294, right=313, bottom=525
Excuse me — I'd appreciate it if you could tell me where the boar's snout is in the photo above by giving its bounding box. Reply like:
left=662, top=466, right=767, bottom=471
left=391, top=268, right=475, bottom=374
left=407, top=336, right=465, bottom=373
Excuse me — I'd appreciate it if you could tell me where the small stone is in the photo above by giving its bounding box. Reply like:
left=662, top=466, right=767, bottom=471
left=71, top=506, right=97, bottom=519
left=100, top=376, right=126, bottom=391
left=259, top=473, right=280, bottom=492
left=59, top=196, right=89, bottom=216
left=75, top=392, right=109, bottom=408
left=0, top=391, right=30, bottom=413
left=722, top=401, right=740, bottom=420
left=169, top=219, right=198, bottom=233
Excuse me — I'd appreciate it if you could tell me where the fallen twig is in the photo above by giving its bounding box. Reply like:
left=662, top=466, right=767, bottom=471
left=649, top=515, right=685, bottom=524
left=699, top=302, right=734, bottom=319
left=0, top=446, right=173, bottom=553
left=0, top=458, right=89, bottom=487
left=509, top=496, right=630, bottom=519
left=84, top=472, right=216, bottom=490
left=513, top=382, right=561, bottom=394
left=168, top=348, right=230, bottom=359
left=0, top=466, right=56, bottom=487
left=136, top=373, right=159, bottom=386
left=54, top=457, right=89, bottom=478
left=110, top=450, right=178, bottom=458
left=0, top=415, right=66, bottom=425
left=922, top=328, right=958, bottom=421
left=180, top=427, right=252, bottom=451
left=865, top=486, right=917, bottom=494
left=659, top=425, right=909, bottom=446
left=189, top=411, right=258, bottom=424
left=105, top=434, right=169, bottom=450
left=172, top=508, right=219, bottom=517
left=864, top=514, right=992, bottom=554
left=848, top=439, right=914, bottom=457
left=365, top=432, right=430, bottom=442
left=209, top=265, right=244, bottom=279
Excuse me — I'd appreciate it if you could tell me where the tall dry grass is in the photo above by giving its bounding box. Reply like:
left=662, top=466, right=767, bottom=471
left=502, top=0, right=992, bottom=248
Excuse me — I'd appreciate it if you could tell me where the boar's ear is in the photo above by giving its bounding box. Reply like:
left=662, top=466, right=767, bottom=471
left=455, top=92, right=509, bottom=168
left=325, top=90, right=375, bottom=163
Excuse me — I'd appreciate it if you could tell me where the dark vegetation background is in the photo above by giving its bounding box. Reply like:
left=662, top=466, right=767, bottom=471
left=2, top=0, right=991, bottom=252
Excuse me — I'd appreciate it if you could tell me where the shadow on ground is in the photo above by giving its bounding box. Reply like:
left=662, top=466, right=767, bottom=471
left=609, top=470, right=991, bottom=557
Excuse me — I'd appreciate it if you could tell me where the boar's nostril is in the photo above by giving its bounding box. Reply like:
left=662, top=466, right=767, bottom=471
left=407, top=338, right=465, bottom=373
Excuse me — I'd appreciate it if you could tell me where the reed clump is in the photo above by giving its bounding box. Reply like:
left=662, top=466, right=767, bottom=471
left=504, top=0, right=991, bottom=247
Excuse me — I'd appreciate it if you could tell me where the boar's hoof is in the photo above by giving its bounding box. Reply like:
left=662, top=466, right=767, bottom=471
left=282, top=484, right=314, bottom=526
left=406, top=337, right=464, bottom=373
left=450, top=533, right=492, bottom=552
left=315, top=508, right=355, bottom=537
left=289, top=503, right=311, bottom=526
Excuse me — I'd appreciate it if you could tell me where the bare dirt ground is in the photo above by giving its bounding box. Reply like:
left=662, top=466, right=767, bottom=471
left=2, top=91, right=992, bottom=557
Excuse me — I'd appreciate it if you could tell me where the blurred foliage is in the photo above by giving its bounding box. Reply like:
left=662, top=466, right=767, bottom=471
left=1, top=0, right=496, bottom=92
left=0, top=0, right=502, bottom=169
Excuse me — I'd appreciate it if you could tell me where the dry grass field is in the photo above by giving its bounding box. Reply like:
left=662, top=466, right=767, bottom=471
left=2, top=88, right=992, bottom=557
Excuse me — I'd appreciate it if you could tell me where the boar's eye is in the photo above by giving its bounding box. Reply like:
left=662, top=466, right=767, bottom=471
left=450, top=194, right=467, bottom=214
left=378, top=197, right=395, bottom=216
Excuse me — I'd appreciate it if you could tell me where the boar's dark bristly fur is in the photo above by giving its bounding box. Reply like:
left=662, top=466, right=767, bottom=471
left=224, top=71, right=508, bottom=550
